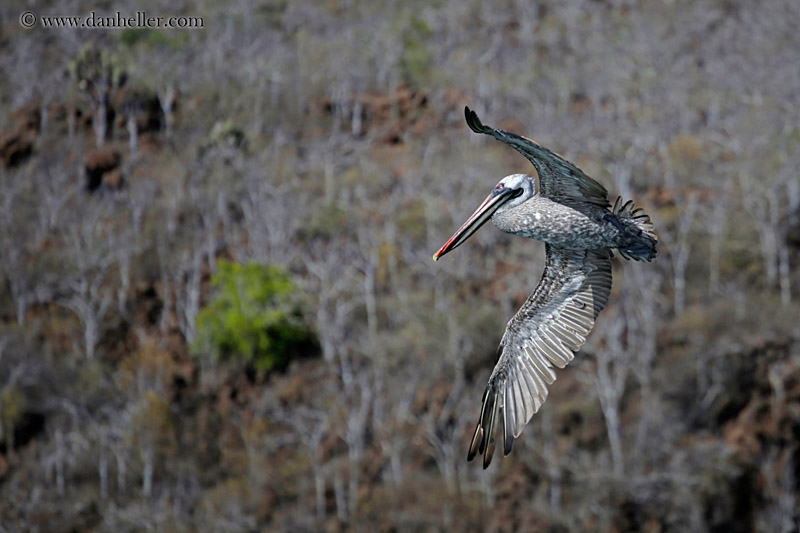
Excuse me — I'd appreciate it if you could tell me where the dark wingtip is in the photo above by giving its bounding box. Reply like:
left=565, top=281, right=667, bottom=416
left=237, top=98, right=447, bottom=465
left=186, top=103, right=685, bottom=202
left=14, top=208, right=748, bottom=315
left=503, top=427, right=514, bottom=456
left=467, top=423, right=483, bottom=462
left=483, top=438, right=495, bottom=469
left=464, top=106, right=476, bottom=131
left=482, top=387, right=500, bottom=469
left=464, top=106, right=490, bottom=134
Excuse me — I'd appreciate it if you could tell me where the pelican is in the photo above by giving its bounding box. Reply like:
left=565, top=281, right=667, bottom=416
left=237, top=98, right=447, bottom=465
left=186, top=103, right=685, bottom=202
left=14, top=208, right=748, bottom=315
left=433, top=107, right=658, bottom=468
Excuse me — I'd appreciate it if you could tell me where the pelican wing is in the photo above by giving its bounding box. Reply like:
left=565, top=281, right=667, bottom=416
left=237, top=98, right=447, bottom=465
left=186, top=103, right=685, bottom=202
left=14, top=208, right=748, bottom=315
left=465, top=107, right=610, bottom=208
left=467, top=245, right=612, bottom=468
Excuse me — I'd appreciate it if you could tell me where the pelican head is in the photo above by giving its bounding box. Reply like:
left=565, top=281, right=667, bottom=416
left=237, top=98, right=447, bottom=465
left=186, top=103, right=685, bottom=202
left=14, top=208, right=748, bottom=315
left=433, top=174, right=535, bottom=261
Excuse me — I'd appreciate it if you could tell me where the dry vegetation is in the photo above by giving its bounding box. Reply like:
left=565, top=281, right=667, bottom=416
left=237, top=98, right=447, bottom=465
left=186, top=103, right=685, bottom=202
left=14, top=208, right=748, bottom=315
left=1, top=0, right=800, bottom=531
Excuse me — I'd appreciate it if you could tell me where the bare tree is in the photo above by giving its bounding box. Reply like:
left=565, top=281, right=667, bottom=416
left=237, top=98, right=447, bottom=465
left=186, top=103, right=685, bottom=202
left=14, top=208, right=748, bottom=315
left=108, top=213, right=135, bottom=315
left=72, top=46, right=119, bottom=147
left=661, top=194, right=699, bottom=315
left=588, top=309, right=629, bottom=477
left=704, top=188, right=730, bottom=296
left=0, top=173, right=35, bottom=325
left=338, top=364, right=372, bottom=518
left=121, top=96, right=143, bottom=162
left=157, top=238, right=174, bottom=336
left=303, top=247, right=359, bottom=363
left=0, top=244, right=34, bottom=327
left=742, top=183, right=781, bottom=289
left=158, top=83, right=176, bottom=138
left=356, top=226, right=380, bottom=339
left=622, top=263, right=666, bottom=468
left=757, top=450, right=797, bottom=532
left=238, top=177, right=302, bottom=267
left=33, top=157, right=80, bottom=246
left=273, top=405, right=331, bottom=521
left=423, top=385, right=464, bottom=495
left=58, top=200, right=117, bottom=359
left=174, top=246, right=204, bottom=346
left=374, top=379, right=417, bottom=487
left=125, top=177, right=157, bottom=242
left=540, top=407, right=562, bottom=512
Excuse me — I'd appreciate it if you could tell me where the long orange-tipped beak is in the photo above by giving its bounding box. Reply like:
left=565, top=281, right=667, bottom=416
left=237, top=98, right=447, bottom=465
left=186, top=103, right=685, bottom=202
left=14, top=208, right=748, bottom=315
left=433, top=187, right=521, bottom=261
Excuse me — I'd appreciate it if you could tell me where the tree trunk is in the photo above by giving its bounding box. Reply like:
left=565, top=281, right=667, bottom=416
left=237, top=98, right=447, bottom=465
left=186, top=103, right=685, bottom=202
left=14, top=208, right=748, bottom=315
left=127, top=113, right=138, bottom=161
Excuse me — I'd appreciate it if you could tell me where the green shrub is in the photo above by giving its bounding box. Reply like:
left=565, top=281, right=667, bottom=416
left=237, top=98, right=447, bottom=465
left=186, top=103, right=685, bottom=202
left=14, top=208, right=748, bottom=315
left=194, top=261, right=315, bottom=370
left=400, top=15, right=433, bottom=88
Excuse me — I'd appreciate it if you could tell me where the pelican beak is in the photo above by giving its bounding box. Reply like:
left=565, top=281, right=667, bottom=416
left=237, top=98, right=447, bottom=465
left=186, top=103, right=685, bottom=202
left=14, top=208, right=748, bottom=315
left=433, top=187, right=522, bottom=261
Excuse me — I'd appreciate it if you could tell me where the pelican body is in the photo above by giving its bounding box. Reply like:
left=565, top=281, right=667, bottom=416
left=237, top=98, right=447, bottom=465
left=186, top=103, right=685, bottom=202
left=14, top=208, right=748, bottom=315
left=434, top=107, right=657, bottom=468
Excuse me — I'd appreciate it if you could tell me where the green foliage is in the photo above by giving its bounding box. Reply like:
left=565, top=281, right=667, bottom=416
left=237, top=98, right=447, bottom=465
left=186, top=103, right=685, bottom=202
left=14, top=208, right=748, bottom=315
left=120, top=29, right=183, bottom=50
left=399, top=15, right=432, bottom=87
left=70, top=43, right=125, bottom=90
left=304, top=202, right=349, bottom=239
left=259, top=0, right=289, bottom=28
left=194, top=261, right=315, bottom=370
left=0, top=386, right=26, bottom=446
left=396, top=199, right=427, bottom=244
left=120, top=29, right=153, bottom=47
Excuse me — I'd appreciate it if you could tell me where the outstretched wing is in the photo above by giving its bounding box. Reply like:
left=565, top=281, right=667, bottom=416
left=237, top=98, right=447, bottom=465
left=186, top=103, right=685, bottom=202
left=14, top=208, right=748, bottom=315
left=467, top=245, right=612, bottom=468
left=465, top=106, right=610, bottom=208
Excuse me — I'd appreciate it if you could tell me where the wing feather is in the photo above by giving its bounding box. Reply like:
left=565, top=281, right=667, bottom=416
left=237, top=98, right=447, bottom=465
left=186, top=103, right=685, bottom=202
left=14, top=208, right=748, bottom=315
left=512, top=368, right=532, bottom=420
left=503, top=388, right=515, bottom=456
left=468, top=245, right=613, bottom=467
left=465, top=106, right=610, bottom=208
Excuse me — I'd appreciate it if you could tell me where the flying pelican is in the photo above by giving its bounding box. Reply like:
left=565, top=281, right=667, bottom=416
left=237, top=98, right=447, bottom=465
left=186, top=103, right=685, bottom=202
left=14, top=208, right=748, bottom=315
left=433, top=107, right=658, bottom=468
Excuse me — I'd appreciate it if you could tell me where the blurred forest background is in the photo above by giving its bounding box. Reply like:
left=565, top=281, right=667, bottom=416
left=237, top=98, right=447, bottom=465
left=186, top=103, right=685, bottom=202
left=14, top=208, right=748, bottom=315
left=2, top=0, right=800, bottom=531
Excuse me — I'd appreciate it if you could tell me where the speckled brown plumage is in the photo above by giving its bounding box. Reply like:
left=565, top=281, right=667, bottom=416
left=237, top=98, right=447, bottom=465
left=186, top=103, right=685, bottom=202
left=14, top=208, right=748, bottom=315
left=435, top=108, right=658, bottom=468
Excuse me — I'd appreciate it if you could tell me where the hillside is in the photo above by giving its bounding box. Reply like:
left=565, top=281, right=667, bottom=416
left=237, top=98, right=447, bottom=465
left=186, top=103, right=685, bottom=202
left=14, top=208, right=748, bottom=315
left=1, top=1, right=800, bottom=531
